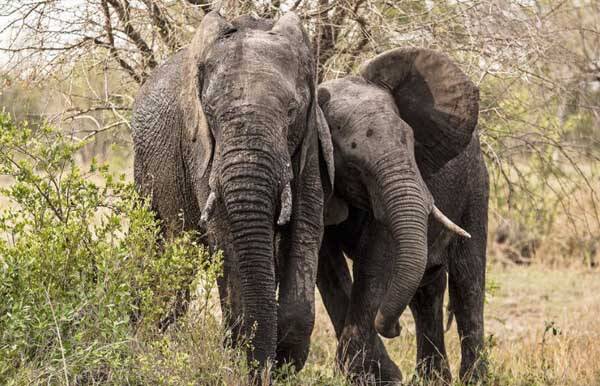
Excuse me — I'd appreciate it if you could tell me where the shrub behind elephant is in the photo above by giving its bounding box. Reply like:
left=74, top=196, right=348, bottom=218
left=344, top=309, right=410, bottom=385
left=317, top=48, right=489, bottom=384
left=132, top=12, right=334, bottom=374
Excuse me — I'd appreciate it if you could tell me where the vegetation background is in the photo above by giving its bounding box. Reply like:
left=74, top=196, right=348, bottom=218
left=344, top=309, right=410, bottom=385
left=1, top=0, right=599, bottom=384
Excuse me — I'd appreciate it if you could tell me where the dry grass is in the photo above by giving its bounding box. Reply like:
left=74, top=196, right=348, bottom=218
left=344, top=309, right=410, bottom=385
left=303, top=263, right=600, bottom=385
left=8, top=262, right=598, bottom=385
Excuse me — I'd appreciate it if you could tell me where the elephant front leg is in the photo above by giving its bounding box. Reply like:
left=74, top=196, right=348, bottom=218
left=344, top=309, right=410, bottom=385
left=275, top=172, right=324, bottom=371
left=217, top=261, right=244, bottom=347
left=316, top=231, right=352, bottom=339
left=275, top=238, right=317, bottom=371
left=409, top=267, right=451, bottom=382
left=338, top=221, right=402, bottom=384
left=447, top=203, right=488, bottom=384
left=210, top=216, right=245, bottom=348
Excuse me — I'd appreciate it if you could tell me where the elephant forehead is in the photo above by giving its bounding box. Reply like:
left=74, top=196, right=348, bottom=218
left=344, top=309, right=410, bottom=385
left=321, top=78, right=414, bottom=160
left=208, top=30, right=303, bottom=88
left=323, top=79, right=401, bottom=132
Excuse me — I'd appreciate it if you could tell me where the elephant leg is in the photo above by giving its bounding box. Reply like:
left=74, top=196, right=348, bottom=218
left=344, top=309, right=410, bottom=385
left=316, top=230, right=352, bottom=339
left=275, top=231, right=318, bottom=371
left=275, top=170, right=323, bottom=371
left=211, top=214, right=245, bottom=347
left=158, top=230, right=211, bottom=332
left=338, top=221, right=402, bottom=384
left=131, top=212, right=192, bottom=332
left=217, top=261, right=244, bottom=346
left=409, top=267, right=451, bottom=382
left=447, top=204, right=488, bottom=383
left=158, top=287, right=191, bottom=332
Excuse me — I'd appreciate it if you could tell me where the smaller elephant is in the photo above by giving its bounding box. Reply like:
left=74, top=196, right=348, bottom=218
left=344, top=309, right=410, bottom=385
left=317, top=48, right=489, bottom=384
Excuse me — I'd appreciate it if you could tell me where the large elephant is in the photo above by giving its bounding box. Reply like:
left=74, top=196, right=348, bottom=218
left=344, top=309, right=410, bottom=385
left=317, top=48, right=488, bottom=383
left=131, top=12, right=334, bottom=372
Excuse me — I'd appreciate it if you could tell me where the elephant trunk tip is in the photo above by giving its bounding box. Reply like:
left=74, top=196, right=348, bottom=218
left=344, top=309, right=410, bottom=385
left=374, top=310, right=402, bottom=339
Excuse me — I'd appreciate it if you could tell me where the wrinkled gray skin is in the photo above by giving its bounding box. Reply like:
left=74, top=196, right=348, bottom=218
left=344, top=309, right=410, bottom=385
left=317, top=48, right=489, bottom=384
left=132, top=12, right=334, bottom=372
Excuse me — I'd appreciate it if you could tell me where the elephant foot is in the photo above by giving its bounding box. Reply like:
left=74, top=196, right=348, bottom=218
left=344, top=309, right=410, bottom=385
left=158, top=287, right=190, bottom=332
left=275, top=341, right=309, bottom=375
left=337, top=325, right=402, bottom=385
left=414, top=356, right=452, bottom=385
left=248, top=366, right=274, bottom=386
left=274, top=304, right=314, bottom=373
left=460, top=358, right=489, bottom=385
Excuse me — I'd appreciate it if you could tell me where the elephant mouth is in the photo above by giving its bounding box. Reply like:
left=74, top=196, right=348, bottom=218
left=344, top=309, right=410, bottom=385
left=200, top=165, right=293, bottom=228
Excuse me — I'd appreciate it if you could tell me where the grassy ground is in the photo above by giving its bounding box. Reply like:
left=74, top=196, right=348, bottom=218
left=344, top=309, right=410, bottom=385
left=299, top=263, right=600, bottom=385
left=6, top=256, right=599, bottom=385
left=134, top=262, right=600, bottom=385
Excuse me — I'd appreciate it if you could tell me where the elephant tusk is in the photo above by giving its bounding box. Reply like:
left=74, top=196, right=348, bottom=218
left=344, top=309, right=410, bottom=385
left=431, top=206, right=471, bottom=239
left=200, top=191, right=217, bottom=224
left=277, top=181, right=292, bottom=226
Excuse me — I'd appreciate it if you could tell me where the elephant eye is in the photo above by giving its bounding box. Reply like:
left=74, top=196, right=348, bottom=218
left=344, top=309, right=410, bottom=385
left=287, top=104, right=299, bottom=125
left=287, top=105, right=297, bottom=118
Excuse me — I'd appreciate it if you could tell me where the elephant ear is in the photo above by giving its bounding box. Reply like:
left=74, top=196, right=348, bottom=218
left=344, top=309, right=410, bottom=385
left=182, top=12, right=235, bottom=181
left=359, top=48, right=479, bottom=176
left=316, top=104, right=335, bottom=201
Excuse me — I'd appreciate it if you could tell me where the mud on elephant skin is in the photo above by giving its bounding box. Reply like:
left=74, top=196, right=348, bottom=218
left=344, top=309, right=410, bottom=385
left=131, top=12, right=334, bottom=374
left=317, top=48, right=489, bottom=384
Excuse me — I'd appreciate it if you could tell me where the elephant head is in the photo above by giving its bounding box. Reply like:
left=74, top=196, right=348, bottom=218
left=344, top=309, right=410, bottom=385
left=319, top=48, right=478, bottom=338
left=183, top=12, right=334, bottom=365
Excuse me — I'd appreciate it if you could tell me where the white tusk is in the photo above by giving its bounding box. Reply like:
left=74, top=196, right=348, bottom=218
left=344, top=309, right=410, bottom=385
left=200, top=191, right=217, bottom=224
left=277, top=182, right=292, bottom=226
left=431, top=206, right=471, bottom=239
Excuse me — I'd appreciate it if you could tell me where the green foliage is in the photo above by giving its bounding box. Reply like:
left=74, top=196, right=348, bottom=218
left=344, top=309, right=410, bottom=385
left=481, top=81, right=600, bottom=264
left=0, top=113, right=224, bottom=384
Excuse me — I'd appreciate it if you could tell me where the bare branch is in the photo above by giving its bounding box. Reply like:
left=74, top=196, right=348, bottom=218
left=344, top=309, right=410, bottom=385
left=142, top=0, right=180, bottom=52
left=100, top=0, right=143, bottom=84
left=185, top=0, right=213, bottom=12
left=106, top=0, right=158, bottom=69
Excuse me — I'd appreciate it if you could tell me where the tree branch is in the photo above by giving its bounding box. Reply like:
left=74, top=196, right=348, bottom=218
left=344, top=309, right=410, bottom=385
left=142, top=0, right=180, bottom=52
left=185, top=0, right=213, bottom=12
left=261, top=0, right=281, bottom=17
left=100, top=0, right=143, bottom=84
left=106, top=0, right=158, bottom=69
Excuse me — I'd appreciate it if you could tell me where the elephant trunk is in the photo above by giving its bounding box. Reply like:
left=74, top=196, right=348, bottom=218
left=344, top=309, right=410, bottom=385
left=220, top=144, right=278, bottom=366
left=372, top=160, right=429, bottom=339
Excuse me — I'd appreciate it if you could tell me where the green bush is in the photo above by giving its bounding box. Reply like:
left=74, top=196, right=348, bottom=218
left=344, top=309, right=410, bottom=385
left=0, top=113, right=229, bottom=384
left=0, top=113, right=354, bottom=386
left=480, top=82, right=600, bottom=265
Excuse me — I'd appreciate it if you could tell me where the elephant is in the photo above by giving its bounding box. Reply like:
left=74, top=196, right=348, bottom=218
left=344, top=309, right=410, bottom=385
left=131, top=12, right=334, bottom=373
left=316, top=48, right=489, bottom=384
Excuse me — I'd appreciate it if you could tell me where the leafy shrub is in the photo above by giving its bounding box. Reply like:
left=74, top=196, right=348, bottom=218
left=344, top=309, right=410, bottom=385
left=481, top=83, right=600, bottom=266
left=0, top=113, right=227, bottom=384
